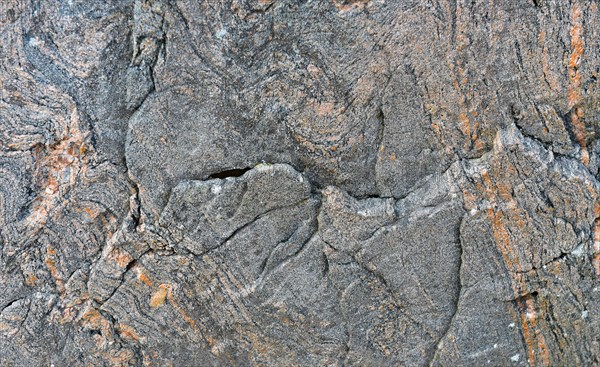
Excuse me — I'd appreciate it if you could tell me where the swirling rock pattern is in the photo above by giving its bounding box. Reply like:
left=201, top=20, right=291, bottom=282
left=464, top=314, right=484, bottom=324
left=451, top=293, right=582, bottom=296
left=1, top=0, right=599, bottom=366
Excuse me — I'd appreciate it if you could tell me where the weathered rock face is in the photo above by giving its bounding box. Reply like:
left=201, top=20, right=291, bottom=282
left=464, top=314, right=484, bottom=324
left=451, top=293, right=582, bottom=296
left=1, top=0, right=599, bottom=366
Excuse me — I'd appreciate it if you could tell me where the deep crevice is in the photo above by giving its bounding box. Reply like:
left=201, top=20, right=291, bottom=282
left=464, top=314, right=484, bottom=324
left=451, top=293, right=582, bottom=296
left=1, top=297, right=25, bottom=313
left=208, top=167, right=252, bottom=180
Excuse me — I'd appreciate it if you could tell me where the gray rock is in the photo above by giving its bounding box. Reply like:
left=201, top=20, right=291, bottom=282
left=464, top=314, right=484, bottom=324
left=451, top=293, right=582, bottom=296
left=1, top=0, right=599, bottom=366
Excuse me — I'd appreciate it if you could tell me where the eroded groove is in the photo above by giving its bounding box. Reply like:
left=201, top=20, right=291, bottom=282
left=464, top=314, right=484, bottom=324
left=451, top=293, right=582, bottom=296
left=208, top=167, right=252, bottom=179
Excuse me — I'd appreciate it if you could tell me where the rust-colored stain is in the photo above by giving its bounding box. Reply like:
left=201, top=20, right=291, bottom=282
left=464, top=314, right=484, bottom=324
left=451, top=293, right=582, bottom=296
left=45, top=244, right=65, bottom=294
left=462, top=189, right=478, bottom=210
left=107, top=246, right=134, bottom=269
left=25, top=274, right=37, bottom=287
left=82, top=206, right=98, bottom=220
left=137, top=270, right=154, bottom=287
left=567, top=3, right=588, bottom=165
left=149, top=283, right=197, bottom=330
left=477, top=161, right=552, bottom=367
left=451, top=40, right=481, bottom=152
left=124, top=260, right=154, bottom=287
left=80, top=307, right=114, bottom=342
left=117, top=323, right=141, bottom=342
left=149, top=284, right=168, bottom=308
left=516, top=294, right=551, bottom=366
left=568, top=4, right=584, bottom=108
left=165, top=286, right=197, bottom=330
left=27, top=106, right=88, bottom=229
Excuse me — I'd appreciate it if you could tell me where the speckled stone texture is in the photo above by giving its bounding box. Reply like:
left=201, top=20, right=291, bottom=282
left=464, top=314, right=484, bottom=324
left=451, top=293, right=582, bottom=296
left=1, top=1, right=599, bottom=366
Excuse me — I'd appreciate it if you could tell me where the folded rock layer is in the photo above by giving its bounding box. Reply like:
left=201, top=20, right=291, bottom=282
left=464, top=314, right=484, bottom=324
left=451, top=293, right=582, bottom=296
left=1, top=0, right=599, bottom=366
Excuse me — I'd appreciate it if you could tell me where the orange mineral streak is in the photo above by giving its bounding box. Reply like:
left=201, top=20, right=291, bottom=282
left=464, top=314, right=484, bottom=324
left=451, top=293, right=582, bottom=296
left=568, top=4, right=584, bottom=108
left=136, top=269, right=154, bottom=287
left=459, top=112, right=471, bottom=140
left=149, top=284, right=168, bottom=308
left=482, top=171, right=521, bottom=273
left=451, top=63, right=479, bottom=151
left=165, top=286, right=197, bottom=330
left=479, top=166, right=550, bottom=366
left=567, top=3, right=589, bottom=165
left=27, top=106, right=88, bottom=229
left=149, top=284, right=197, bottom=330
left=45, top=244, right=65, bottom=294
left=117, top=323, right=141, bottom=342
left=80, top=308, right=113, bottom=338
left=25, top=274, right=38, bottom=287
left=110, top=247, right=134, bottom=268
left=449, top=2, right=482, bottom=151
left=83, top=207, right=97, bottom=219
left=516, top=295, right=549, bottom=367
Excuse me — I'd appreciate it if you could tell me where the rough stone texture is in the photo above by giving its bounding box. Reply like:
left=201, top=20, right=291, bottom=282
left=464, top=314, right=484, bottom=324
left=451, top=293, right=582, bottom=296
left=1, top=0, right=599, bottom=366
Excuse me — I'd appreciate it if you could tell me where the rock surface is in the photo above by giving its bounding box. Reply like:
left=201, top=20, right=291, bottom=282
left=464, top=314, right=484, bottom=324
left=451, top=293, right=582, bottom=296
left=1, top=0, right=599, bottom=366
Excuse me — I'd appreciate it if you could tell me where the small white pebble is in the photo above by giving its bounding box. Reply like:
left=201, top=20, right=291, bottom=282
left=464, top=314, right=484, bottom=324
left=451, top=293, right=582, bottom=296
left=216, top=28, right=228, bottom=39
left=211, top=184, right=222, bottom=194
left=508, top=323, right=515, bottom=328
left=582, top=310, right=588, bottom=319
left=28, top=37, right=43, bottom=47
left=511, top=354, right=520, bottom=362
